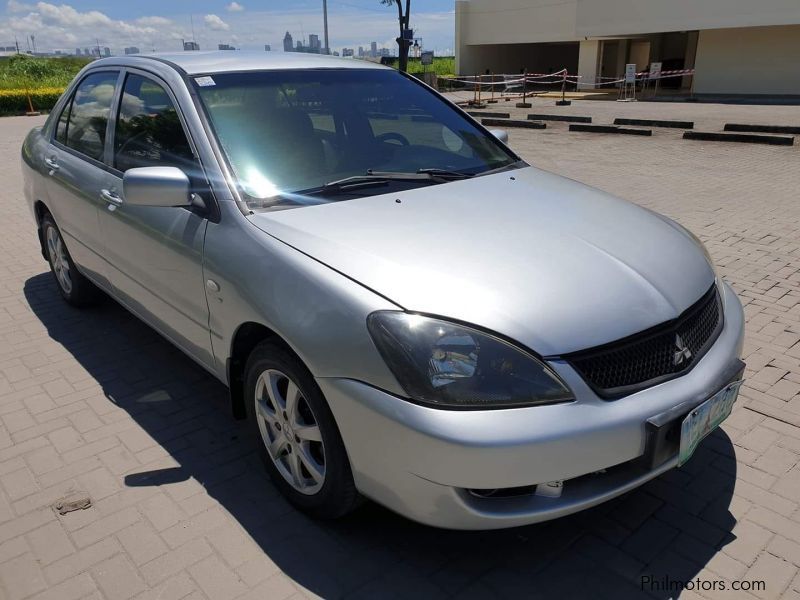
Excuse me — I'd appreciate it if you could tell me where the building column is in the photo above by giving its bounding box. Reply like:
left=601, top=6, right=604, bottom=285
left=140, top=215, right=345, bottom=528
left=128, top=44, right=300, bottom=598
left=577, top=39, right=601, bottom=88
left=455, top=0, right=473, bottom=75
left=683, top=31, right=699, bottom=90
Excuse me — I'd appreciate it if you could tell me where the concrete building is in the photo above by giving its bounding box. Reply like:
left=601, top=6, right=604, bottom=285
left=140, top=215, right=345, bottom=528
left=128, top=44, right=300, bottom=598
left=264, top=44, right=271, bottom=51
left=455, top=0, right=800, bottom=96
left=183, top=41, right=200, bottom=51
left=124, top=47, right=140, bottom=55
left=218, top=44, right=235, bottom=51
left=283, top=32, right=293, bottom=52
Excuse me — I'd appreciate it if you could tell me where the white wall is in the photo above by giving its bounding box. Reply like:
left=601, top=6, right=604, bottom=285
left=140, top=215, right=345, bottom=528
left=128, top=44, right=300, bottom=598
left=456, top=0, right=800, bottom=46
left=576, top=0, right=800, bottom=37
left=693, top=25, right=800, bottom=95
left=455, top=0, right=578, bottom=47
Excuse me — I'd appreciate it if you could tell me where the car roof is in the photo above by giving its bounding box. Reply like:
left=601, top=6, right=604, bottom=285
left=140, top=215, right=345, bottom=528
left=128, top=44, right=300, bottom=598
left=92, top=51, right=391, bottom=76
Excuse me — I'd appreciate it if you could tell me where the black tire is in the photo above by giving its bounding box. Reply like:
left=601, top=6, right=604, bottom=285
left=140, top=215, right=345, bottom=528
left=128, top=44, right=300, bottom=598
left=244, top=340, right=359, bottom=519
left=41, top=213, right=101, bottom=307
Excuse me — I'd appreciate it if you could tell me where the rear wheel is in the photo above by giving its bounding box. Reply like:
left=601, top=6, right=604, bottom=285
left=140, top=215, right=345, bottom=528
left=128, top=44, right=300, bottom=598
left=42, top=214, right=100, bottom=307
left=244, top=340, right=359, bottom=519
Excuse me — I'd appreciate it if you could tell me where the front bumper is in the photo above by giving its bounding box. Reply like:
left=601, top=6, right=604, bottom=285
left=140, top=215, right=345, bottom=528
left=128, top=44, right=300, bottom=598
left=319, top=282, right=745, bottom=530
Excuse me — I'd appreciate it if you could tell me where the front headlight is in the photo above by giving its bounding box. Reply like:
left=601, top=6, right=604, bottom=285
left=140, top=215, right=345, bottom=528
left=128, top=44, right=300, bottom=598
left=367, top=312, right=573, bottom=409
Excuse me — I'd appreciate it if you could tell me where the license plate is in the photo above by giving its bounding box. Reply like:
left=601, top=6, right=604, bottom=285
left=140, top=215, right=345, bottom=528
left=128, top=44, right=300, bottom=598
left=679, top=380, right=743, bottom=466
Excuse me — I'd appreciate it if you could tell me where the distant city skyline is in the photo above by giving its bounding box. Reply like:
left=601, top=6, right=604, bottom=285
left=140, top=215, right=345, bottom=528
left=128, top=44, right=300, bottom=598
left=0, top=1, right=455, bottom=57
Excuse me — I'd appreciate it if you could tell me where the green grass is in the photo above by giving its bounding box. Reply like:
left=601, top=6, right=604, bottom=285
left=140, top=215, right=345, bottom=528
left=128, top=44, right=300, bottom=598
left=0, top=54, right=89, bottom=91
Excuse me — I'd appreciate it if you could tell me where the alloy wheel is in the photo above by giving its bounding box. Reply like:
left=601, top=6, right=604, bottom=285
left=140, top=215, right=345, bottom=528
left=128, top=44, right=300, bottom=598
left=46, top=225, right=72, bottom=295
left=254, top=369, right=326, bottom=494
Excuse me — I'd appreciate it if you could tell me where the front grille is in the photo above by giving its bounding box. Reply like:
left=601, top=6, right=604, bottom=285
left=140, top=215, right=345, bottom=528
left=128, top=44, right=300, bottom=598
left=566, top=285, right=723, bottom=398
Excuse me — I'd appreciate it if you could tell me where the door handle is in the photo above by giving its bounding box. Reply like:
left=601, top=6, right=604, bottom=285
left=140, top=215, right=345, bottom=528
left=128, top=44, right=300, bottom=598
left=100, top=188, right=123, bottom=205
left=44, top=157, right=59, bottom=172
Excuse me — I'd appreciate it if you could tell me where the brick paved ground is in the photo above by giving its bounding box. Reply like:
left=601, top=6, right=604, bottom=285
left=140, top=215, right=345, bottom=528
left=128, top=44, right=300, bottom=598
left=0, top=99, right=799, bottom=600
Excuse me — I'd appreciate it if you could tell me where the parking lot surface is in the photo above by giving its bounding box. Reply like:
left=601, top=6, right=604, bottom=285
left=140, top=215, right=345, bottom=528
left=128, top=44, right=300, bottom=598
left=1, top=100, right=799, bottom=599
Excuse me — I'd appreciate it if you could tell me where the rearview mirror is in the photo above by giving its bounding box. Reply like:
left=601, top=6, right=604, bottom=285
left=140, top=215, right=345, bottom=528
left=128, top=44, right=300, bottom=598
left=490, top=129, right=509, bottom=144
left=123, top=166, right=192, bottom=208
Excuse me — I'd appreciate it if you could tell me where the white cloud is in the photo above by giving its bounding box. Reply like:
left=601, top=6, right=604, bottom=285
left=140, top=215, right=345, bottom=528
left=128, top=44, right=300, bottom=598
left=6, top=0, right=32, bottom=13
left=226, top=2, right=244, bottom=12
left=0, top=1, right=455, bottom=56
left=136, top=16, right=171, bottom=27
left=203, top=14, right=230, bottom=31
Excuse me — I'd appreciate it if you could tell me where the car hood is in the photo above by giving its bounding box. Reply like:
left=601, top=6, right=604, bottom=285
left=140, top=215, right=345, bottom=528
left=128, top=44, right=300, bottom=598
left=248, top=166, right=715, bottom=356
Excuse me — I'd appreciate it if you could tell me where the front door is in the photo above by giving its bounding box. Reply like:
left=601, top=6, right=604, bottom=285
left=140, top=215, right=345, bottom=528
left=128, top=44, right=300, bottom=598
left=98, top=70, right=213, bottom=367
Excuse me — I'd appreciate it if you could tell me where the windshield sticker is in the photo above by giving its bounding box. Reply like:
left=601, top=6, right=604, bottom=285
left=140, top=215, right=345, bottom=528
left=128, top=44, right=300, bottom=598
left=195, top=76, right=216, bottom=87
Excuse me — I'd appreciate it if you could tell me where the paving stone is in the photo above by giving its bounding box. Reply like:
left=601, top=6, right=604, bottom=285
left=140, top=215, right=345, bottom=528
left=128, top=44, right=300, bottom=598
left=0, top=552, right=47, bottom=600
left=0, top=467, right=39, bottom=501
left=139, top=539, right=213, bottom=585
left=746, top=553, right=796, bottom=599
left=187, top=555, right=248, bottom=600
left=116, top=522, right=168, bottom=566
left=27, top=573, right=97, bottom=600
left=91, top=554, right=147, bottom=600
left=129, top=572, right=197, bottom=600
left=768, top=536, right=800, bottom=568
left=71, top=506, right=141, bottom=548
left=722, top=520, right=775, bottom=566
left=43, top=537, right=122, bottom=585
left=26, top=521, right=74, bottom=565
left=25, top=445, right=64, bottom=476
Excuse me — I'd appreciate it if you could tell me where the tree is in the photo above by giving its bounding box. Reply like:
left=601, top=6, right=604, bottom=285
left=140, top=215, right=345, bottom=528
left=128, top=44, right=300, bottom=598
left=381, top=0, right=411, bottom=72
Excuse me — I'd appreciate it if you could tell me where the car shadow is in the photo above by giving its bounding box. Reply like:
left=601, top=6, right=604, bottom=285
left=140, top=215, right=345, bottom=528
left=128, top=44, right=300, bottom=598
left=24, top=272, right=740, bottom=599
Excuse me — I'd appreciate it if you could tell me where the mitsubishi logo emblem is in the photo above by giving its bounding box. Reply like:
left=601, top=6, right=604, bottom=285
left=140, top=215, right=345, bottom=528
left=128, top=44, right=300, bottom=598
left=673, top=334, right=692, bottom=367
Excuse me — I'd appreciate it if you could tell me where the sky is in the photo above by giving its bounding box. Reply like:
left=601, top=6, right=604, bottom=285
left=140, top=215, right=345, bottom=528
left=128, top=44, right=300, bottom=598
left=0, top=0, right=456, bottom=55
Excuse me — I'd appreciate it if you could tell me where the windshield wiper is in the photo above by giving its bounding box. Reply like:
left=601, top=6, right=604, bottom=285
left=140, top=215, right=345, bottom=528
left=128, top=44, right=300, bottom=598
left=299, top=171, right=444, bottom=198
left=293, top=168, right=476, bottom=200
left=414, top=168, right=474, bottom=180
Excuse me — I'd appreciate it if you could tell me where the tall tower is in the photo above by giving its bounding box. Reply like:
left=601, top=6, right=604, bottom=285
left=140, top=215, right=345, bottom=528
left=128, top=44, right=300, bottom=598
left=322, top=0, right=329, bottom=55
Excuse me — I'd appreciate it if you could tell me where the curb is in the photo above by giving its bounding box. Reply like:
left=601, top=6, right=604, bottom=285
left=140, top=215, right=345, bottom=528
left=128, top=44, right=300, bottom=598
left=529, top=114, right=591, bottom=123
left=468, top=111, right=511, bottom=118
left=569, top=124, right=652, bottom=136
left=724, top=123, right=800, bottom=135
left=683, top=131, right=794, bottom=146
left=614, top=118, right=693, bottom=129
left=482, top=118, right=546, bottom=129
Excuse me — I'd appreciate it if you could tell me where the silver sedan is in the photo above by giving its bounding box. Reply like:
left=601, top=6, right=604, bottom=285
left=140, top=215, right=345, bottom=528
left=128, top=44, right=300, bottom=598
left=21, top=52, right=745, bottom=530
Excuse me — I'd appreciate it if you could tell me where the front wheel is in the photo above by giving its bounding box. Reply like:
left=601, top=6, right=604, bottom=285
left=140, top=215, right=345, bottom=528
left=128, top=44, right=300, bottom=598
left=244, top=340, right=359, bottom=519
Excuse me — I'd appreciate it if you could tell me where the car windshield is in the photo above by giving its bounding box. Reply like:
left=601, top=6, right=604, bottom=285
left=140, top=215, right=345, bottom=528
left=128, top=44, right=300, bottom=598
left=193, top=68, right=520, bottom=210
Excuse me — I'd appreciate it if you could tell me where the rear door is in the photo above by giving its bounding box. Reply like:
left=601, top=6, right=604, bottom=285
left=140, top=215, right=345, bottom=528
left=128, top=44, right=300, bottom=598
left=98, top=69, right=214, bottom=367
left=45, top=70, right=121, bottom=288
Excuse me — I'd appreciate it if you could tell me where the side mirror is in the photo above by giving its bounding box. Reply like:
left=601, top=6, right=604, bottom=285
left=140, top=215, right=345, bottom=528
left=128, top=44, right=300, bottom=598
left=490, top=129, right=509, bottom=144
left=122, top=166, right=192, bottom=208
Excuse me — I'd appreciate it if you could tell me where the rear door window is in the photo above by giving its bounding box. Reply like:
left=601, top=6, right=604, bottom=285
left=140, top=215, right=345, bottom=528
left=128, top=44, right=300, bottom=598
left=63, top=71, right=119, bottom=162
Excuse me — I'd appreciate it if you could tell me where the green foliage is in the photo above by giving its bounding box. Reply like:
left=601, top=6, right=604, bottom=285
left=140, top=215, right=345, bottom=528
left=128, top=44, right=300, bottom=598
left=0, top=54, right=90, bottom=90
left=383, top=56, right=455, bottom=77
left=0, top=87, right=64, bottom=114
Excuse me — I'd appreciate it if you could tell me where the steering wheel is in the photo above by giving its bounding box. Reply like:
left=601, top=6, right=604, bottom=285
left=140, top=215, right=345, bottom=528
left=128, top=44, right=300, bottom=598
left=375, top=132, right=410, bottom=146
left=117, top=131, right=152, bottom=158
